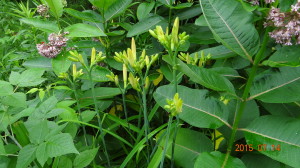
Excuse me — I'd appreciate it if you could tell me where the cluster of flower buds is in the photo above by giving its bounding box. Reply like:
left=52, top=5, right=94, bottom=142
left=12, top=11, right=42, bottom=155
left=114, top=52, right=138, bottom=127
left=178, top=51, right=211, bottom=67
left=149, top=17, right=189, bottom=51
left=114, top=38, right=159, bottom=72
left=265, top=1, right=300, bottom=45
left=247, top=0, right=275, bottom=5
left=37, top=4, right=49, bottom=18
left=36, top=32, right=69, bottom=58
left=68, top=47, right=105, bottom=68
left=72, top=64, right=83, bottom=81
left=164, top=93, right=183, bottom=116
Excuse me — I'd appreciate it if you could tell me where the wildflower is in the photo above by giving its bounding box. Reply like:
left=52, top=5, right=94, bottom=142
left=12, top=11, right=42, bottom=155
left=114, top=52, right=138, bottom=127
left=36, top=32, right=69, bottom=58
left=37, top=4, right=49, bottom=18
left=264, top=1, right=300, bottom=45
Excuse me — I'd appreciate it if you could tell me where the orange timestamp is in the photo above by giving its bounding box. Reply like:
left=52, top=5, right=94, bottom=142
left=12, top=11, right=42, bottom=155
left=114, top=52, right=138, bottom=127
left=235, top=144, right=281, bottom=152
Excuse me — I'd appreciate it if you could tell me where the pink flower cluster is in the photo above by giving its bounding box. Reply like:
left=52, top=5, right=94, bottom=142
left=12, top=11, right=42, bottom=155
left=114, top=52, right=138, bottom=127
left=36, top=32, right=69, bottom=58
left=247, top=0, right=275, bottom=5
left=37, top=4, right=49, bottom=18
left=265, top=1, right=300, bottom=45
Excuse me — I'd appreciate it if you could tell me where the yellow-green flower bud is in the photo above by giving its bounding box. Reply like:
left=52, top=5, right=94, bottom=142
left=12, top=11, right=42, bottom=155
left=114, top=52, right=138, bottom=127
left=114, top=75, right=119, bottom=86
left=144, top=76, right=150, bottom=90
left=90, top=47, right=96, bottom=66
left=72, top=64, right=83, bottom=81
left=123, top=64, right=128, bottom=88
left=164, top=93, right=183, bottom=116
left=128, top=73, right=141, bottom=92
left=145, top=56, right=150, bottom=68
left=106, top=72, right=115, bottom=82
left=149, top=29, right=157, bottom=38
left=58, top=72, right=68, bottom=79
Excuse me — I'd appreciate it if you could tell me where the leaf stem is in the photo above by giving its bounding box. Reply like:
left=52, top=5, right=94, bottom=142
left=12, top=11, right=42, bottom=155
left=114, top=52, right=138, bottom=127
left=222, top=29, right=270, bottom=167
left=160, top=116, right=173, bottom=168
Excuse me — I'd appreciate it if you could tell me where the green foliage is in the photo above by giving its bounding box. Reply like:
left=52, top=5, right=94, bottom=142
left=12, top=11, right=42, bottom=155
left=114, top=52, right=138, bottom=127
left=0, top=0, right=300, bottom=167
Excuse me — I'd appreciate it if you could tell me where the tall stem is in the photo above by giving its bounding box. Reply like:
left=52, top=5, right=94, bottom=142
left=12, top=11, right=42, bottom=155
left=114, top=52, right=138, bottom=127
left=142, top=87, right=150, bottom=163
left=88, top=72, right=110, bottom=167
left=71, top=82, right=88, bottom=146
left=222, top=30, right=269, bottom=167
left=160, top=116, right=173, bottom=168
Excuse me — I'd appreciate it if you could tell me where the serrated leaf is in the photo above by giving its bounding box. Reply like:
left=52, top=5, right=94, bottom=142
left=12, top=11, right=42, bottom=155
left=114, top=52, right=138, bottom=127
left=27, top=120, right=49, bottom=144
left=2, top=92, right=26, bottom=108
left=243, top=115, right=300, bottom=168
left=249, top=67, right=300, bottom=103
left=200, top=0, right=260, bottom=61
left=73, top=148, right=99, bottom=168
left=194, top=151, right=246, bottom=168
left=16, top=144, right=37, bottom=168
left=20, top=18, right=59, bottom=33
left=9, top=69, right=46, bottom=87
left=154, top=85, right=230, bottom=129
left=65, top=23, right=106, bottom=37
left=104, top=0, right=132, bottom=21
left=46, top=133, right=79, bottom=157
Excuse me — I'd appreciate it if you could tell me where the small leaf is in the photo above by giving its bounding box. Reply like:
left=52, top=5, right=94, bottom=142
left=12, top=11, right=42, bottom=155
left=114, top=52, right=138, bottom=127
left=0, top=81, right=13, bottom=96
left=73, top=148, right=99, bottom=168
left=36, top=143, right=48, bottom=166
left=137, top=2, right=155, bottom=21
left=16, top=144, right=37, bottom=168
left=65, top=23, right=106, bottom=37
left=46, top=133, right=79, bottom=157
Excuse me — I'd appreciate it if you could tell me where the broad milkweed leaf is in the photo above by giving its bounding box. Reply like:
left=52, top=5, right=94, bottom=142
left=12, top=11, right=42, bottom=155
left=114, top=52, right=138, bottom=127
left=191, top=45, right=237, bottom=60
left=194, top=151, right=246, bottom=168
left=65, top=23, right=106, bottom=37
left=243, top=115, right=300, bottom=168
left=200, top=0, right=260, bottom=61
left=249, top=67, right=300, bottom=103
left=262, top=45, right=300, bottom=67
left=154, top=85, right=230, bottom=129
left=241, top=154, right=285, bottom=168
left=149, top=128, right=213, bottom=168
left=104, top=0, right=132, bottom=21
left=127, top=15, right=167, bottom=37
left=20, top=18, right=59, bottom=33
left=137, top=2, right=155, bottom=21
left=45, top=0, right=63, bottom=18
left=64, top=9, right=102, bottom=22
left=52, top=53, right=72, bottom=76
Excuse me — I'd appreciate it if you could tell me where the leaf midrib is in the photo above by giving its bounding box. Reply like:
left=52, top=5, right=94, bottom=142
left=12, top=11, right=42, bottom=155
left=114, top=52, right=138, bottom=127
left=200, top=0, right=252, bottom=61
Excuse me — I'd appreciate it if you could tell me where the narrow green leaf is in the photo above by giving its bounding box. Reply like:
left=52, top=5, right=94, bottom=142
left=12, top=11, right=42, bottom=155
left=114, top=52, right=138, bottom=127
left=0, top=138, right=5, bottom=155
left=45, top=0, right=64, bottom=18
left=200, top=0, right=260, bottom=61
left=104, top=0, right=132, bottom=21
left=194, top=151, right=246, bottom=168
left=16, top=144, right=37, bottom=168
left=65, top=23, right=106, bottom=37
left=20, top=18, right=59, bottom=33
left=249, top=67, right=300, bottom=103
left=243, top=115, right=300, bottom=168
left=127, top=15, right=167, bottom=37
left=154, top=85, right=230, bottom=129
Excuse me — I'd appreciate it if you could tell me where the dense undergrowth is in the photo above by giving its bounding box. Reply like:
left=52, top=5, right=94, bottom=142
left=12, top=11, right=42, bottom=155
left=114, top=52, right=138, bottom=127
left=1, top=0, right=300, bottom=168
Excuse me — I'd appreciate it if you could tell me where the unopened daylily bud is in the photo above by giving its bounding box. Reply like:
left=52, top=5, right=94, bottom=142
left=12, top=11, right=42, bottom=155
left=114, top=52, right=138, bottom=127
left=171, top=17, right=179, bottom=48
left=90, top=47, right=96, bottom=66
left=129, top=73, right=141, bottom=92
left=164, top=93, right=183, bottom=116
left=106, top=72, right=115, bottom=82
left=114, top=75, right=119, bottom=86
left=68, top=56, right=79, bottom=62
left=149, top=29, right=157, bottom=38
left=151, top=54, right=159, bottom=65
left=144, top=76, right=150, bottom=90
left=145, top=56, right=150, bottom=68
left=123, top=64, right=128, bottom=88
left=58, top=72, right=68, bottom=79
left=131, top=38, right=137, bottom=61
left=72, top=64, right=83, bottom=81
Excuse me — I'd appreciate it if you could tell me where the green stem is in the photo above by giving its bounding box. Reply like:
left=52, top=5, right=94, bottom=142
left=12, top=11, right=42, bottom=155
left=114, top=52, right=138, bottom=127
left=71, top=82, right=88, bottom=146
left=171, top=116, right=180, bottom=168
left=168, top=8, right=172, bottom=31
left=88, top=71, right=111, bottom=167
left=142, top=87, right=150, bottom=163
left=222, top=29, right=270, bottom=167
left=160, top=116, right=173, bottom=168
